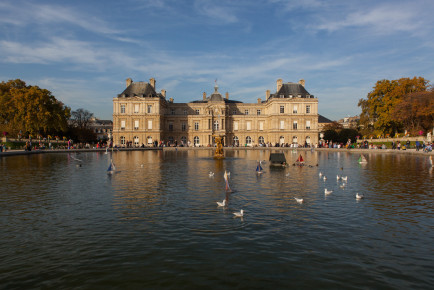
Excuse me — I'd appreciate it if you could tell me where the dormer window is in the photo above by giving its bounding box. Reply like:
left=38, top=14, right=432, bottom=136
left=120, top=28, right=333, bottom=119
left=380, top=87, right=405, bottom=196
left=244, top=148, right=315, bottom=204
left=280, top=95, right=285, bottom=98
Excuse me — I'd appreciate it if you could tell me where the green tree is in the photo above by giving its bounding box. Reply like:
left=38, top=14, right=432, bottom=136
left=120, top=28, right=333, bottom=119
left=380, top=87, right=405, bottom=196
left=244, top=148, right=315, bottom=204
left=358, top=77, right=429, bottom=135
left=0, top=79, right=71, bottom=136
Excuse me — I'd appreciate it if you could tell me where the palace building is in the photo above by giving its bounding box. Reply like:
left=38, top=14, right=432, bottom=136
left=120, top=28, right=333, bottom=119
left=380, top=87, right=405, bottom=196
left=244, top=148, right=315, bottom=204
left=112, top=78, right=319, bottom=147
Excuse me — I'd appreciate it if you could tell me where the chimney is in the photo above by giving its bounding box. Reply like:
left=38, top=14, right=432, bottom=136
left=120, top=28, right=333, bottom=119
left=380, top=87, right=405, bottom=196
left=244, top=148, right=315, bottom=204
left=225, top=92, right=229, bottom=100
left=257, top=98, right=262, bottom=104
left=149, top=78, right=156, bottom=89
left=277, top=79, right=283, bottom=91
left=126, top=78, right=133, bottom=87
left=203, top=92, right=207, bottom=100
left=161, top=89, right=166, bottom=98
left=299, top=79, right=305, bottom=87
left=266, top=90, right=270, bottom=100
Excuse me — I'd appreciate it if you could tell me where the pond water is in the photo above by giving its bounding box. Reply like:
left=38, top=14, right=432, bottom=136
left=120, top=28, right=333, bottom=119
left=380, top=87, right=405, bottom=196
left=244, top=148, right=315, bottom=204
left=1, top=150, right=433, bottom=289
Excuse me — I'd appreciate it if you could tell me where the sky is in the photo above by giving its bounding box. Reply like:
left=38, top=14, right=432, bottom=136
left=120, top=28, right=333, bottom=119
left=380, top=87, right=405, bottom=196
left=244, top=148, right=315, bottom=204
left=1, top=0, right=434, bottom=121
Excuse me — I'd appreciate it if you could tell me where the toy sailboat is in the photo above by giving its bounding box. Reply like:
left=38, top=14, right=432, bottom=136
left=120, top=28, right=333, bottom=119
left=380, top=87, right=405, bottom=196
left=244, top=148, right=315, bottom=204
left=224, top=170, right=232, bottom=192
left=295, top=154, right=304, bottom=166
left=107, top=159, right=116, bottom=174
left=256, top=161, right=263, bottom=174
left=358, top=154, right=368, bottom=164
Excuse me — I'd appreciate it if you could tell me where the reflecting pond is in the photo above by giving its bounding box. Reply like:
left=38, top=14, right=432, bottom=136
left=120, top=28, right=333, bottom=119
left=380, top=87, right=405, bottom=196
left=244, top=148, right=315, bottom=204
left=1, top=150, right=433, bottom=288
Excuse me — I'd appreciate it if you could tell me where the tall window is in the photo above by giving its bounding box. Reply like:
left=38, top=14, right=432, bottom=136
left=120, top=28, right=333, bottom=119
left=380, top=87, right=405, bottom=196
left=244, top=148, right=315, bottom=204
left=134, top=104, right=139, bottom=113
left=183, top=109, right=188, bottom=115
left=280, top=106, right=284, bottom=113
left=194, top=136, right=200, bottom=146
left=259, top=121, right=264, bottom=131
left=148, top=120, right=153, bottom=130
left=171, top=109, right=175, bottom=115
left=280, top=120, right=285, bottom=129
left=181, top=136, right=187, bottom=144
left=257, top=109, right=261, bottom=115
left=195, top=109, right=200, bottom=115
left=232, top=109, right=237, bottom=115
left=233, top=136, right=239, bottom=146
left=246, top=121, right=251, bottom=131
left=194, top=122, right=199, bottom=131
left=306, top=120, right=311, bottom=130
left=246, top=136, right=252, bottom=145
left=213, top=120, right=219, bottom=131
left=244, top=109, right=249, bottom=115
left=181, top=122, right=186, bottom=131
left=293, top=121, right=298, bottom=130
left=147, top=136, right=153, bottom=144
left=234, top=121, right=238, bottom=130
left=306, top=136, right=311, bottom=144
left=121, top=104, right=126, bottom=114
left=293, top=105, right=298, bottom=114
left=280, top=136, right=284, bottom=144
left=259, top=136, right=264, bottom=144
left=147, top=105, right=152, bottom=113
left=169, top=122, right=173, bottom=131
left=121, top=120, right=126, bottom=129
left=134, top=120, right=139, bottom=130
left=120, top=136, right=126, bottom=145
left=306, top=105, right=311, bottom=114
left=133, top=136, right=139, bottom=146
left=293, top=136, right=298, bottom=143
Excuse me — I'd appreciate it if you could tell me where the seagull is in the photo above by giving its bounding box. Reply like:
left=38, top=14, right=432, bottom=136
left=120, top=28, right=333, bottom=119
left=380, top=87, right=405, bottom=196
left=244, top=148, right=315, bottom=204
left=336, top=175, right=341, bottom=180
left=356, top=193, right=364, bottom=200
left=340, top=183, right=346, bottom=189
left=233, top=209, right=244, bottom=217
left=319, top=172, right=323, bottom=177
left=341, top=176, right=348, bottom=181
left=324, top=188, right=333, bottom=195
left=323, top=176, right=327, bottom=181
left=294, top=197, right=303, bottom=204
left=209, top=171, right=215, bottom=177
left=217, top=199, right=226, bottom=207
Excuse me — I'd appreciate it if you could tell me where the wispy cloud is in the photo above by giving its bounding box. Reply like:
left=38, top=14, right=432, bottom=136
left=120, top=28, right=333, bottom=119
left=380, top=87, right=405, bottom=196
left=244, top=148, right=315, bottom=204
left=193, top=0, right=239, bottom=24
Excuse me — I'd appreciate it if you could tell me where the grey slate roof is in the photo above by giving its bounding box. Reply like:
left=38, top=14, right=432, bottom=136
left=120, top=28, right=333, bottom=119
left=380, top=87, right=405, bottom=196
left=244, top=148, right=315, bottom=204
left=118, top=82, right=161, bottom=98
left=318, top=114, right=333, bottom=123
left=190, top=85, right=243, bottom=104
left=269, top=82, right=313, bottom=100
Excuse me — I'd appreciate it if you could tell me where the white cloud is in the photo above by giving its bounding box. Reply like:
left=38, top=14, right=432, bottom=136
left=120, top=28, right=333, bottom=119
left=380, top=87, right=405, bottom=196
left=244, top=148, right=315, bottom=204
left=193, top=0, right=239, bottom=24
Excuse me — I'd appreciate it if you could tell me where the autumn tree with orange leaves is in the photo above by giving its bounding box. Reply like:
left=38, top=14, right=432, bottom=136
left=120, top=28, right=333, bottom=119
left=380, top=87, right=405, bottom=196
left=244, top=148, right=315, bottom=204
left=358, top=77, right=431, bottom=136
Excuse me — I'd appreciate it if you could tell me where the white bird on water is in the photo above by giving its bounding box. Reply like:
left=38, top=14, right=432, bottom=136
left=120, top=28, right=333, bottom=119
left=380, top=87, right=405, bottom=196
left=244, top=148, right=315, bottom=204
left=217, top=199, right=226, bottom=207
left=340, top=183, right=346, bottom=189
left=294, top=197, right=303, bottom=204
left=356, top=193, right=364, bottom=200
left=341, top=176, right=348, bottom=181
left=319, top=172, right=323, bottom=177
left=324, top=188, right=333, bottom=195
left=233, top=209, right=244, bottom=217
left=336, top=175, right=340, bottom=180
left=209, top=171, right=215, bottom=177
left=323, top=176, right=327, bottom=181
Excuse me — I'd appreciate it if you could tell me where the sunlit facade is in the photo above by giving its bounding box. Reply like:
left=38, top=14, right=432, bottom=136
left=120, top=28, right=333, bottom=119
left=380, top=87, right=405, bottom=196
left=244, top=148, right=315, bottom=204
left=112, top=78, right=319, bottom=147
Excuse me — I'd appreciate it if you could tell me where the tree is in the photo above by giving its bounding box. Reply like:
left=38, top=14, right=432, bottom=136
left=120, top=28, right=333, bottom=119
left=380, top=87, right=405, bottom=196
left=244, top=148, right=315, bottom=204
left=0, top=79, right=71, bottom=136
left=392, top=89, right=434, bottom=134
left=323, top=121, right=343, bottom=132
left=358, top=77, right=429, bottom=135
left=323, top=130, right=339, bottom=143
left=70, top=108, right=94, bottom=129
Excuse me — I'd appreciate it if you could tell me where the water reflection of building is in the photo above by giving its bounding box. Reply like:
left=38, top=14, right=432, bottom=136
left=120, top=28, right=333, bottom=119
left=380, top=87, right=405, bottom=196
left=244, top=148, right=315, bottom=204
left=112, top=78, right=319, bottom=147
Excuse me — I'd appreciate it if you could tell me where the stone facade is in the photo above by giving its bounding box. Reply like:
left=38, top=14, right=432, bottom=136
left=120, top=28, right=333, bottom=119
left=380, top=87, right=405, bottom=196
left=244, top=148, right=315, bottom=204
left=112, top=78, right=319, bottom=147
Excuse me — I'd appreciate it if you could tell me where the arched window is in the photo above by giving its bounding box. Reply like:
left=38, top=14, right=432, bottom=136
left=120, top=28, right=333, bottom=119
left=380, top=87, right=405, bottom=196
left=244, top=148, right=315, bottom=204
left=120, top=136, right=126, bottom=145
left=246, top=136, right=252, bottom=145
left=293, top=136, right=298, bottom=144
left=133, top=136, right=139, bottom=146
left=280, top=136, right=285, bottom=144
left=233, top=136, right=239, bottom=146
left=194, top=136, right=200, bottom=146
left=168, top=136, right=174, bottom=144
left=258, top=136, right=265, bottom=144
left=213, top=120, right=219, bottom=131
left=147, top=136, right=153, bottom=144
left=306, top=136, right=311, bottom=144
left=181, top=136, right=187, bottom=145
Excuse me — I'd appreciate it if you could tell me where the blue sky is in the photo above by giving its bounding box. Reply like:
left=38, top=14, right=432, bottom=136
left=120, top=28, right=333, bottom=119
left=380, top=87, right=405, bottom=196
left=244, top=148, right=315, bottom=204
left=1, top=0, right=433, bottom=121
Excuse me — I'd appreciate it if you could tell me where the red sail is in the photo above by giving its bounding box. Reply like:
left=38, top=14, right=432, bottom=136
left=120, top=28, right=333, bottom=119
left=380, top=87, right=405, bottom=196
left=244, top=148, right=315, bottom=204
left=297, top=154, right=304, bottom=162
